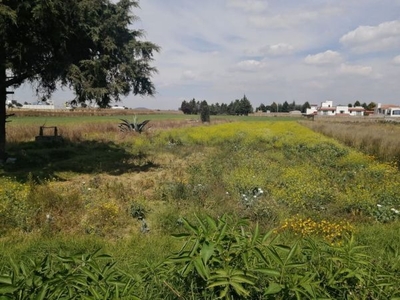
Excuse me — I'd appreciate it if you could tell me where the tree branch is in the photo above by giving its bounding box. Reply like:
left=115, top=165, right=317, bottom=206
left=4, top=73, right=31, bottom=88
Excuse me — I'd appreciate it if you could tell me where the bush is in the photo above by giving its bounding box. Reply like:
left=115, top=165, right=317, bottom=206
left=142, top=215, right=400, bottom=299
left=200, top=101, right=210, bottom=123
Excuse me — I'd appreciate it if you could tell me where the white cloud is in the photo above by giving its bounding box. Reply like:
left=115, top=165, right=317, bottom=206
left=393, top=55, right=400, bottom=64
left=234, top=59, right=266, bottom=71
left=304, top=50, right=342, bottom=65
left=226, top=0, right=268, bottom=12
left=340, top=20, right=400, bottom=53
left=181, top=70, right=196, bottom=80
left=339, top=63, right=372, bottom=76
left=261, top=43, right=294, bottom=56
left=248, top=7, right=340, bottom=29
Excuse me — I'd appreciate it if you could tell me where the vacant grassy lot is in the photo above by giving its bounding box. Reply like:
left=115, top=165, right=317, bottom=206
left=300, top=118, right=400, bottom=167
left=1, top=115, right=399, bottom=299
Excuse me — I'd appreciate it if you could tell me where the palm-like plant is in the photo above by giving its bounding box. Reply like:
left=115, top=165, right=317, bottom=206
left=118, top=116, right=150, bottom=133
left=5, top=113, right=14, bottom=123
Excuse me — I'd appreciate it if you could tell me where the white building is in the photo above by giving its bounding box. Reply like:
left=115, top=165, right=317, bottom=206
left=304, top=100, right=366, bottom=116
left=375, top=103, right=400, bottom=117
left=305, top=104, right=318, bottom=115
left=22, top=100, right=55, bottom=110
left=317, top=100, right=365, bottom=116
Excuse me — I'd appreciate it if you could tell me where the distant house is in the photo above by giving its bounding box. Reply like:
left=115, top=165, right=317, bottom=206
left=22, top=100, right=55, bottom=110
left=111, top=105, right=128, bottom=110
left=375, top=103, right=400, bottom=117
left=317, top=100, right=365, bottom=116
left=305, top=100, right=365, bottom=116
left=348, top=107, right=365, bottom=116
left=305, top=104, right=318, bottom=115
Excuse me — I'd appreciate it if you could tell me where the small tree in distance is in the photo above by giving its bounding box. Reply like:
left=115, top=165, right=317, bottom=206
left=200, top=100, right=210, bottom=123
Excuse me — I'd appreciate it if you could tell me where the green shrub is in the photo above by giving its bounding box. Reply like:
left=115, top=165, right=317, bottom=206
left=0, top=249, right=141, bottom=299
left=141, top=214, right=400, bottom=299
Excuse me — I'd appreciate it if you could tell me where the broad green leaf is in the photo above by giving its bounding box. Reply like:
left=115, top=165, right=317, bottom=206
left=0, top=276, right=12, bottom=285
left=0, top=286, right=18, bottom=294
left=265, top=246, right=283, bottom=266
left=253, top=268, right=280, bottom=277
left=200, top=241, right=215, bottom=265
left=214, top=269, right=229, bottom=277
left=88, top=286, right=101, bottom=298
left=189, top=240, right=200, bottom=256
left=218, top=285, right=229, bottom=299
left=244, top=252, right=252, bottom=270
left=171, top=233, right=191, bottom=238
left=195, top=214, right=208, bottom=234
left=253, top=247, right=269, bottom=265
left=264, top=282, right=282, bottom=295
left=231, top=274, right=255, bottom=285
left=230, top=281, right=250, bottom=296
left=261, top=230, right=276, bottom=244
left=193, top=257, right=209, bottom=280
left=182, top=218, right=199, bottom=235
left=80, top=268, right=98, bottom=282
left=206, top=215, right=217, bottom=230
left=300, top=282, right=317, bottom=298
left=275, top=244, right=291, bottom=252
left=208, top=280, right=230, bottom=288
left=283, top=241, right=299, bottom=266
left=215, top=221, right=228, bottom=243
left=168, top=255, right=191, bottom=263
left=37, top=284, right=49, bottom=300
left=181, top=261, right=194, bottom=277
left=251, top=223, right=260, bottom=246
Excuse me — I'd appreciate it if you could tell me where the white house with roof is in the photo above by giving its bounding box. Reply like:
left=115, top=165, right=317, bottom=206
left=305, top=104, right=319, bottom=115
left=22, top=100, right=55, bottom=110
left=375, top=103, right=400, bottom=117
left=305, top=100, right=366, bottom=116
left=317, top=100, right=365, bottom=116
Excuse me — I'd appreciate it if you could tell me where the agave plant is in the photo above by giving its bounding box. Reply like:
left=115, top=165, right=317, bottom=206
left=118, top=115, right=150, bottom=133
left=5, top=113, right=14, bottom=123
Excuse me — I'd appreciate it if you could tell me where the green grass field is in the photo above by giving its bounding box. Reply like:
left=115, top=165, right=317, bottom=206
left=1, top=116, right=399, bottom=299
left=8, top=112, right=301, bottom=125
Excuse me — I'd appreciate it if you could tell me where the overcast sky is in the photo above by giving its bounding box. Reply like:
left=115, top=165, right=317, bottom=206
left=13, top=0, right=400, bottom=109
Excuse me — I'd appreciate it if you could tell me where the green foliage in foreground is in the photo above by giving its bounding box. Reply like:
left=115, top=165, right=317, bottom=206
left=1, top=215, right=399, bottom=299
left=0, top=249, right=141, bottom=300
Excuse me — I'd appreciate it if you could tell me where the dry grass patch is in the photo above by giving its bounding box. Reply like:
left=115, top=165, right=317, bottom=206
left=300, top=119, right=400, bottom=166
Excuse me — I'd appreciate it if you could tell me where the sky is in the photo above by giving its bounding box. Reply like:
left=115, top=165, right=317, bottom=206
left=12, top=0, right=400, bottom=110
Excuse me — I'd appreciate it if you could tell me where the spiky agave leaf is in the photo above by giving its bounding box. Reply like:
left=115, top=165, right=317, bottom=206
left=118, top=118, right=150, bottom=133
left=118, top=119, right=134, bottom=132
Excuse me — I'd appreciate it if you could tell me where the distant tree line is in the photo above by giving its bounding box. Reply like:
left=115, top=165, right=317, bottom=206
left=180, top=98, right=378, bottom=116
left=180, top=95, right=254, bottom=116
left=348, top=101, right=376, bottom=110
left=256, top=101, right=311, bottom=113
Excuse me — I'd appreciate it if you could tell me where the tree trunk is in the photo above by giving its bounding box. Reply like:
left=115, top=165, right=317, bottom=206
left=0, top=42, right=7, bottom=162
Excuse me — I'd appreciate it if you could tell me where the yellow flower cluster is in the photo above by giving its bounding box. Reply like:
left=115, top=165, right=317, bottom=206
left=92, top=201, right=119, bottom=222
left=82, top=200, right=121, bottom=234
left=0, top=177, right=29, bottom=213
left=279, top=216, right=354, bottom=244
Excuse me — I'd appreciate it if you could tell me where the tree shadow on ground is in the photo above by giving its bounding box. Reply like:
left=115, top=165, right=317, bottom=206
left=1, top=139, right=158, bottom=182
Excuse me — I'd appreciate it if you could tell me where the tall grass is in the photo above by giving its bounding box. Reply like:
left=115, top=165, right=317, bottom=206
left=300, top=119, right=400, bottom=166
